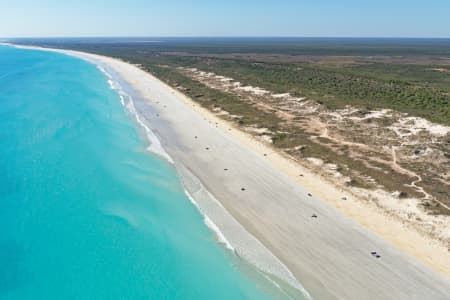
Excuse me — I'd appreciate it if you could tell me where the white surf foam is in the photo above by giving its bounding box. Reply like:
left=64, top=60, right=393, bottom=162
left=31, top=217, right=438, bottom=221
left=96, top=65, right=174, bottom=164
left=182, top=185, right=306, bottom=300
left=184, top=189, right=235, bottom=251
left=178, top=166, right=312, bottom=300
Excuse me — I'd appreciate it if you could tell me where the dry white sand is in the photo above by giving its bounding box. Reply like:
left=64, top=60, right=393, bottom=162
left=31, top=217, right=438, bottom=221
left=9, top=44, right=450, bottom=299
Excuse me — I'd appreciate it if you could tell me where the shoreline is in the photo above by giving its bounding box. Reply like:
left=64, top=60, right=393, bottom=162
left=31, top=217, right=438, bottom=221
left=5, top=43, right=450, bottom=299
left=2, top=43, right=308, bottom=298
left=104, top=57, right=311, bottom=298
left=61, top=45, right=310, bottom=298
left=101, top=61, right=309, bottom=298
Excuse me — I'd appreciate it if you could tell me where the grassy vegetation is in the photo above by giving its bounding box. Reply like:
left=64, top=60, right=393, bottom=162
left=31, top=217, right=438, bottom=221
left=17, top=38, right=449, bottom=124
left=167, top=58, right=450, bottom=124
left=148, top=64, right=284, bottom=130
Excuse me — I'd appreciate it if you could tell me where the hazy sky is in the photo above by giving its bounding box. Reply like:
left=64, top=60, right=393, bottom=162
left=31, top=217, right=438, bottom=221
left=1, top=0, right=449, bottom=38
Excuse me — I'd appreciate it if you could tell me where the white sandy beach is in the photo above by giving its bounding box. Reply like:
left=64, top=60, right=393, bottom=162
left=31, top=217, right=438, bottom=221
left=9, top=44, right=450, bottom=299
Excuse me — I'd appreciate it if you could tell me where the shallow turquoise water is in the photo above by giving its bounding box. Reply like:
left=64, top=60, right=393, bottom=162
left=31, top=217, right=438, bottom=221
left=0, top=46, right=282, bottom=299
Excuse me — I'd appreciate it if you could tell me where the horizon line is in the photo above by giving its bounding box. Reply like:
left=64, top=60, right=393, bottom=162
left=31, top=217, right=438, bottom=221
left=2, top=35, right=450, bottom=40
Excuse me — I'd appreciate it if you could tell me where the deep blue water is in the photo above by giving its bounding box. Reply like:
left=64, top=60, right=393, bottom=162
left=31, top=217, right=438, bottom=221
left=0, top=46, right=282, bottom=299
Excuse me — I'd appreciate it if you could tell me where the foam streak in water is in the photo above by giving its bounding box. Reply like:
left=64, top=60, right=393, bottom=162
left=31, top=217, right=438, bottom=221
left=184, top=189, right=235, bottom=251
left=97, top=65, right=174, bottom=164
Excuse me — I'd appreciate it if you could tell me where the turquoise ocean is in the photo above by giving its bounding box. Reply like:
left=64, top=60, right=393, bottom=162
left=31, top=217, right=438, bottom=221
left=0, top=46, right=290, bottom=299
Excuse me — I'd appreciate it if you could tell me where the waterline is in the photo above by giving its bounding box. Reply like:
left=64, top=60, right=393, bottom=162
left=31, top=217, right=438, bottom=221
left=0, top=45, right=290, bottom=299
